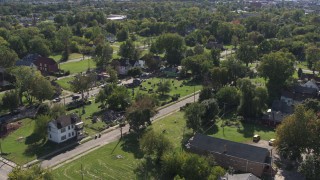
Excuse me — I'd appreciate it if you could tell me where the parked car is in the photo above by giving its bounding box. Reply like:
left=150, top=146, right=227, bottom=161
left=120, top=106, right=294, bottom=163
left=72, top=95, right=80, bottom=100
left=253, top=134, right=260, bottom=142
left=269, top=138, right=276, bottom=146
left=53, top=97, right=61, bottom=103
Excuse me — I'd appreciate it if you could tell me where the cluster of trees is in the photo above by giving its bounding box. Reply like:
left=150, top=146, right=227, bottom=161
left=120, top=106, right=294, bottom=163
left=8, top=165, right=53, bottom=180
left=275, top=100, right=320, bottom=179
left=136, top=130, right=225, bottom=179
left=0, top=67, right=54, bottom=111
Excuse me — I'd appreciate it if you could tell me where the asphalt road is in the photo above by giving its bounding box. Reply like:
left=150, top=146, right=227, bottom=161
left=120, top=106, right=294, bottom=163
left=41, top=93, right=199, bottom=169
left=0, top=162, right=12, bottom=180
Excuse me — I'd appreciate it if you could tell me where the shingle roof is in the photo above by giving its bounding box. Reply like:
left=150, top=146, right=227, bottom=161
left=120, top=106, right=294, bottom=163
left=35, top=57, right=57, bottom=65
left=16, top=54, right=40, bottom=66
left=51, top=114, right=80, bottom=129
left=188, top=134, right=269, bottom=163
left=220, top=173, right=260, bottom=180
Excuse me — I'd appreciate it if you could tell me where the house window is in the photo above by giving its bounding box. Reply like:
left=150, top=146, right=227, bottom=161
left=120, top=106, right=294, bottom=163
left=48, top=126, right=51, bottom=131
left=68, top=133, right=71, bottom=137
left=49, top=134, right=51, bottom=139
left=68, top=126, right=70, bottom=130
left=45, top=67, right=47, bottom=71
left=72, top=132, right=74, bottom=136
left=61, top=135, right=66, bottom=141
left=61, top=128, right=66, bottom=133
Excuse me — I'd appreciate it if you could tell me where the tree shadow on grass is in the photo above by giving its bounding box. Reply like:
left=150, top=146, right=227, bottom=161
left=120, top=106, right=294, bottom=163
left=158, top=94, right=170, bottom=101
left=120, top=133, right=144, bottom=159
left=237, top=121, right=275, bottom=139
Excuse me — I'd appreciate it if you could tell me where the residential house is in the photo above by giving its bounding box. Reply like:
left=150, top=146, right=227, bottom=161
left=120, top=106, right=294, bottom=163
left=219, top=173, right=260, bottom=180
left=34, top=57, right=59, bottom=73
left=16, top=54, right=59, bottom=74
left=262, top=100, right=293, bottom=126
left=15, top=54, right=40, bottom=69
left=114, top=59, right=145, bottom=75
left=47, top=114, right=84, bottom=144
left=280, top=90, right=314, bottom=106
left=186, top=134, right=272, bottom=177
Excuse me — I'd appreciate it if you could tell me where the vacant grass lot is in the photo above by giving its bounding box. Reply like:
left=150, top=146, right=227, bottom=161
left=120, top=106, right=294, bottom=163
left=50, top=53, right=83, bottom=62
left=55, top=76, right=74, bottom=91
left=133, top=77, right=202, bottom=103
left=53, top=110, right=275, bottom=179
left=60, top=59, right=96, bottom=75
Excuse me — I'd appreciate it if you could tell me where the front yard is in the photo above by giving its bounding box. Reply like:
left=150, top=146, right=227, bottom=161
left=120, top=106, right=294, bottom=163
left=60, top=59, right=96, bottom=75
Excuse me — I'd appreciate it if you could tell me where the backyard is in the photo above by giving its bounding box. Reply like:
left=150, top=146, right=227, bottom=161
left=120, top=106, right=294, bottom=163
left=53, top=110, right=275, bottom=179
left=49, top=53, right=83, bottom=62
left=60, top=59, right=96, bottom=75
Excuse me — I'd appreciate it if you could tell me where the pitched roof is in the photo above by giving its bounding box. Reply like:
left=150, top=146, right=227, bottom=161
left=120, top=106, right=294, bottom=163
left=187, top=134, right=269, bottom=163
left=50, top=114, right=81, bottom=129
left=271, top=100, right=293, bottom=114
left=16, top=54, right=40, bottom=66
left=220, top=173, right=260, bottom=180
left=35, top=57, right=57, bottom=65
left=294, top=85, right=318, bottom=95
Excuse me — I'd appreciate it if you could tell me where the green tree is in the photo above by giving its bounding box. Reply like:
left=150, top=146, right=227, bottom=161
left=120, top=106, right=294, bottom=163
left=236, top=41, right=257, bottom=67
left=70, top=73, right=94, bottom=103
left=210, top=48, right=221, bottom=66
left=106, top=66, right=118, bottom=84
left=126, top=95, right=157, bottom=132
left=199, top=87, right=214, bottom=102
left=8, top=166, right=53, bottom=180
left=306, top=45, right=320, bottom=74
left=119, top=39, right=140, bottom=60
left=140, top=130, right=173, bottom=162
left=0, top=45, right=18, bottom=68
left=49, top=104, right=66, bottom=119
left=8, top=36, right=27, bottom=58
left=155, top=33, right=185, bottom=65
left=237, top=78, right=256, bottom=118
left=258, top=51, right=295, bottom=100
left=156, top=80, right=171, bottom=95
left=30, top=74, right=54, bottom=102
left=216, top=86, right=240, bottom=111
left=201, top=98, right=219, bottom=126
left=181, top=153, right=212, bottom=180
left=184, top=102, right=205, bottom=133
left=107, top=86, right=131, bottom=111
left=298, top=154, right=320, bottom=180
left=57, top=27, right=72, bottom=61
left=182, top=53, right=212, bottom=79
left=1, top=90, right=19, bottom=111
left=33, top=115, right=51, bottom=141
left=275, top=105, right=317, bottom=160
left=127, top=67, right=142, bottom=77
left=29, top=36, right=50, bottom=57
left=94, top=42, right=113, bottom=70
left=116, top=28, right=129, bottom=42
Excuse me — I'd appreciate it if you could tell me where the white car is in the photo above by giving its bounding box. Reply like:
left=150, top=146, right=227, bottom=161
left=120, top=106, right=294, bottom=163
left=269, top=139, right=276, bottom=146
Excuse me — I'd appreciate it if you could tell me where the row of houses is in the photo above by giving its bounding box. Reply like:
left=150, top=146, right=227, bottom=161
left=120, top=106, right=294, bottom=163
left=262, top=74, right=320, bottom=126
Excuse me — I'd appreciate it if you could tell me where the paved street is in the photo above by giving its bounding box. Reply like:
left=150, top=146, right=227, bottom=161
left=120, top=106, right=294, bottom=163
left=0, top=162, right=12, bottom=180
left=41, top=93, right=198, bottom=169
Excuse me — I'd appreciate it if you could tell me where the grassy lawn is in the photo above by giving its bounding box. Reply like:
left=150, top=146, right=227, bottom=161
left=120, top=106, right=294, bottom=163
left=55, top=76, right=74, bottom=91
left=60, top=59, right=96, bottom=75
left=1, top=118, right=73, bottom=165
left=133, top=77, right=202, bottom=103
left=50, top=53, right=84, bottom=62
left=296, top=61, right=308, bottom=70
left=208, top=120, right=276, bottom=143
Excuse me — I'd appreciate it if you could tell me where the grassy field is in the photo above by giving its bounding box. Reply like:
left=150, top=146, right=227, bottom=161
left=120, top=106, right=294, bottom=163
left=133, top=77, right=202, bottom=103
left=55, top=77, right=74, bottom=91
left=60, top=59, right=96, bottom=75
left=50, top=53, right=83, bottom=62
left=53, top=110, right=275, bottom=179
left=209, top=120, right=276, bottom=143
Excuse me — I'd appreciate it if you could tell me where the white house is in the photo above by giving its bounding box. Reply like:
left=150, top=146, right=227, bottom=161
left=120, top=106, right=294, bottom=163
left=47, top=114, right=84, bottom=144
left=117, top=59, right=145, bottom=75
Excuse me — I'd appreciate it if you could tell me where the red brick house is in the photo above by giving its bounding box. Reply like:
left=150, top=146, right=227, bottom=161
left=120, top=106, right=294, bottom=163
left=34, top=57, right=59, bottom=73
